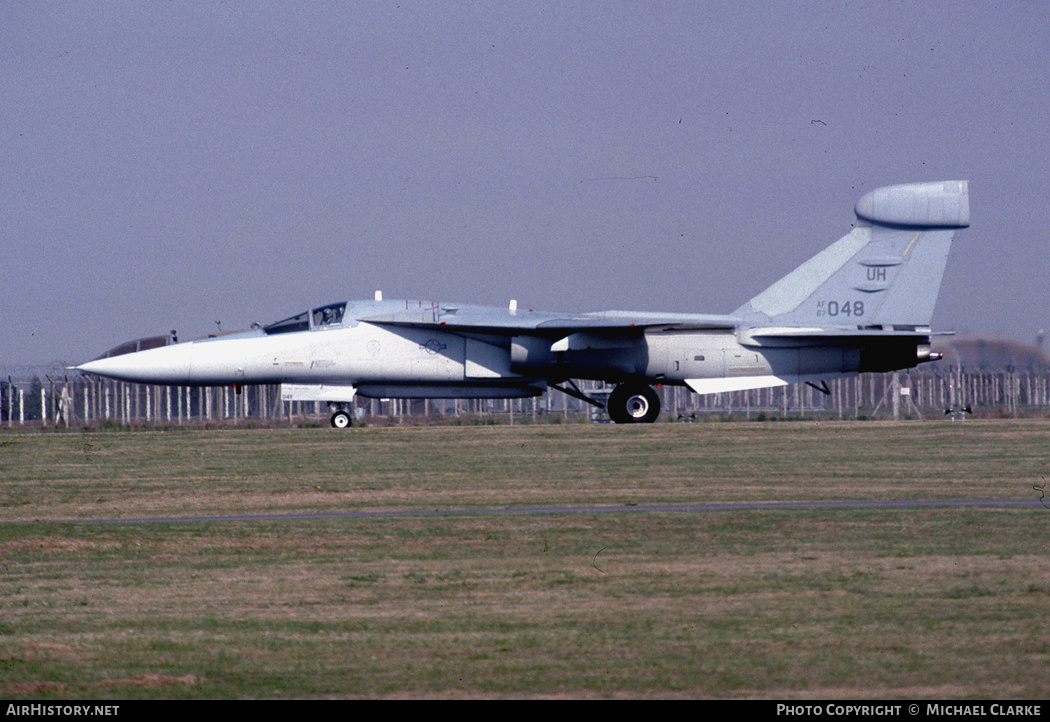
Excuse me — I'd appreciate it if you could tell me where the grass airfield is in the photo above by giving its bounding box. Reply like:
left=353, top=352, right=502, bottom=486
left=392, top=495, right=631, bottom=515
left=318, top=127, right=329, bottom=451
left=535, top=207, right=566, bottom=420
left=1, top=419, right=1048, bottom=699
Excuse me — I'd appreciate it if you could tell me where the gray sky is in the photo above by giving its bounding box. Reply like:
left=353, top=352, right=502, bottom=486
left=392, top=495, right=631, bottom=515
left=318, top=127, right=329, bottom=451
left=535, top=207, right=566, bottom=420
left=3, top=1, right=1047, bottom=366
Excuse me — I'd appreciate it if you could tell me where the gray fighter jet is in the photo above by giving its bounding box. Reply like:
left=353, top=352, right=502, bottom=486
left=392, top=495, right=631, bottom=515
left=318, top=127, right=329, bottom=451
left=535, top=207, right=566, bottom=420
left=78, top=180, right=970, bottom=427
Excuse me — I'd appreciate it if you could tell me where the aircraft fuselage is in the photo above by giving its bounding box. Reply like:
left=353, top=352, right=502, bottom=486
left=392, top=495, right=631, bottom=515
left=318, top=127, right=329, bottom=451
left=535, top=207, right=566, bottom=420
left=78, top=311, right=929, bottom=397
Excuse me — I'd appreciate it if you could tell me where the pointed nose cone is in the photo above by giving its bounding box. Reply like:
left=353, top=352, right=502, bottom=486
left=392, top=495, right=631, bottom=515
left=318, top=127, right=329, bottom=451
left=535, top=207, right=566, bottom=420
left=78, top=343, right=193, bottom=384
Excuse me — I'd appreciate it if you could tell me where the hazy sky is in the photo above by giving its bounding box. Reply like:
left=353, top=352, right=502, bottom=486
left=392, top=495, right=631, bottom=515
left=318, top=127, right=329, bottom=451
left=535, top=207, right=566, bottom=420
left=3, top=1, right=1048, bottom=366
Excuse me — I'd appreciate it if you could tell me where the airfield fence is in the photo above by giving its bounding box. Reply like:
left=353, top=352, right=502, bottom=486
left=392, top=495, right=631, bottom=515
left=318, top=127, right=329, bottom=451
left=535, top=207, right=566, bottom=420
left=2, top=364, right=1049, bottom=427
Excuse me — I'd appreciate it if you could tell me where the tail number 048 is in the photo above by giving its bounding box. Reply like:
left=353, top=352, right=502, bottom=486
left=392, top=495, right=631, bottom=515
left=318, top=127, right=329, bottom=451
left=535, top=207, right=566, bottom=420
left=817, top=300, right=864, bottom=318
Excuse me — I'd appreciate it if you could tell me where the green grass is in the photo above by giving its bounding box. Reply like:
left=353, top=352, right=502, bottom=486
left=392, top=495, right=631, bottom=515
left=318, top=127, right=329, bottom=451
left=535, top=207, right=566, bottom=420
left=0, top=420, right=1047, bottom=698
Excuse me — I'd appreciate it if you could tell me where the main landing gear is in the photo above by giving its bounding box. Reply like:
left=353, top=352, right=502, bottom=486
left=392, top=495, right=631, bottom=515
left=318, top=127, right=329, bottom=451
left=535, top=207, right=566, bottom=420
left=606, top=383, right=661, bottom=424
left=549, top=380, right=662, bottom=424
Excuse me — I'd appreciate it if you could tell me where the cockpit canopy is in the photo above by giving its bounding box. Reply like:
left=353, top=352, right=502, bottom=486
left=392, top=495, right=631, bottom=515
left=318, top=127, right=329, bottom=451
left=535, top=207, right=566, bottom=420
left=264, top=302, right=346, bottom=335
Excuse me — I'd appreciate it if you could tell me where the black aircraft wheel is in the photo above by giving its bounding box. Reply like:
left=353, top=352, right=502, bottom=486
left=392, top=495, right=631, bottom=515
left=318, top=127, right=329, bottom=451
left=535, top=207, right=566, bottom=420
left=330, top=410, right=352, bottom=429
left=607, top=384, right=660, bottom=424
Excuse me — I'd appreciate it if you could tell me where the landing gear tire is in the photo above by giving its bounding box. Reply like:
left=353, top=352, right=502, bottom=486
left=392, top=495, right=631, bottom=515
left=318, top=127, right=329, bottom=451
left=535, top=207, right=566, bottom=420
left=330, top=410, right=352, bottom=429
left=607, top=384, right=660, bottom=424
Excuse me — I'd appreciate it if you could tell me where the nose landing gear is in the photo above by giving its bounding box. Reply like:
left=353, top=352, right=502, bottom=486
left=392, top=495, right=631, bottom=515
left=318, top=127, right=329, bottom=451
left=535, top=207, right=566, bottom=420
left=329, top=403, right=353, bottom=429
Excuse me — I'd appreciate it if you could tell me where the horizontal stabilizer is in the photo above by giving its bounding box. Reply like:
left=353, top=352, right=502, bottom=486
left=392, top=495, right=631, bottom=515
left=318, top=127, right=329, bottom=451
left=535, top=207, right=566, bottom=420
left=685, top=374, right=850, bottom=395
left=740, top=327, right=949, bottom=346
left=686, top=376, right=791, bottom=394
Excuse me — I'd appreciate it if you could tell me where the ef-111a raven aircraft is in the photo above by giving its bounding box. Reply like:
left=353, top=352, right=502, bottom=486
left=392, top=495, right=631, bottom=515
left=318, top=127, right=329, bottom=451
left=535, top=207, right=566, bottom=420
left=78, top=180, right=969, bottom=427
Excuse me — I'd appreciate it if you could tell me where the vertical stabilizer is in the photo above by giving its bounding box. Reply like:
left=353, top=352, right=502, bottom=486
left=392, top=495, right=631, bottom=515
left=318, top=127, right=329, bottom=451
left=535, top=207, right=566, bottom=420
left=734, top=181, right=969, bottom=328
